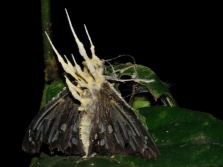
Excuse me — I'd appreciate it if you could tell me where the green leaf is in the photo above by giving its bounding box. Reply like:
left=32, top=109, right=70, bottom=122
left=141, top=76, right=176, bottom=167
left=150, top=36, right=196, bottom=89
left=31, top=156, right=132, bottom=167
left=31, top=107, right=223, bottom=166
left=40, top=78, right=66, bottom=109
left=45, top=79, right=67, bottom=103
left=106, top=63, right=177, bottom=107
left=131, top=96, right=152, bottom=108
left=32, top=64, right=223, bottom=167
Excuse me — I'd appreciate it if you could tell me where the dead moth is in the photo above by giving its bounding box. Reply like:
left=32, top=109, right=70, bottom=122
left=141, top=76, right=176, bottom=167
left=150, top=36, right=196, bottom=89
left=22, top=9, right=160, bottom=160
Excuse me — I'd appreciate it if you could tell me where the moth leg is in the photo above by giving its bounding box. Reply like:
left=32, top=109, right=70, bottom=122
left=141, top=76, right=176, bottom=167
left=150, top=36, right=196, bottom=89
left=104, top=57, right=154, bottom=84
left=105, top=54, right=137, bottom=78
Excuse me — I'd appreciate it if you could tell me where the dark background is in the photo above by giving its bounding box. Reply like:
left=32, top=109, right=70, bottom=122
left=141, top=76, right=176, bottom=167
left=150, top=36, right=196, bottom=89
left=8, top=1, right=222, bottom=166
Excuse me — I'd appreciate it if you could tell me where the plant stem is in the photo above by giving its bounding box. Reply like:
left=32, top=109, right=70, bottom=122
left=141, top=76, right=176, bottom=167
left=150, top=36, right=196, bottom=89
left=40, top=0, right=59, bottom=108
left=41, top=0, right=58, bottom=82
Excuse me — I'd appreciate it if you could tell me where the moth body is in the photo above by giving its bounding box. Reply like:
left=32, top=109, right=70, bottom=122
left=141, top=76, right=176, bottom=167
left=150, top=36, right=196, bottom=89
left=22, top=9, right=160, bottom=160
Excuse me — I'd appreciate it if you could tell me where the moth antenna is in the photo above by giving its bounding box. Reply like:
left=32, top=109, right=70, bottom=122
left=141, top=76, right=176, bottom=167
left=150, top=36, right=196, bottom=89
left=104, top=60, right=117, bottom=78
left=106, top=54, right=138, bottom=79
left=65, top=9, right=95, bottom=74
left=106, top=54, right=135, bottom=64
left=45, top=32, right=77, bottom=79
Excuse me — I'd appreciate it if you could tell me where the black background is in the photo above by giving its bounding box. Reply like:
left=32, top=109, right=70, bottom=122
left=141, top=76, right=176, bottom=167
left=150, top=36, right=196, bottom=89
left=7, top=1, right=222, bottom=166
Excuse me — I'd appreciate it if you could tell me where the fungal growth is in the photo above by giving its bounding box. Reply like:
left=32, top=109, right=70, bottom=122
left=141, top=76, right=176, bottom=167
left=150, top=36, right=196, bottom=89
left=22, top=9, right=160, bottom=160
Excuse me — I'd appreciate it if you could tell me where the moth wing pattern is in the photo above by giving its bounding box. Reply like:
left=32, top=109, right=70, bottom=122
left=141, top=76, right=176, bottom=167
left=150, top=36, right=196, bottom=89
left=22, top=8, right=160, bottom=160
left=89, top=82, right=159, bottom=159
left=22, top=87, right=85, bottom=156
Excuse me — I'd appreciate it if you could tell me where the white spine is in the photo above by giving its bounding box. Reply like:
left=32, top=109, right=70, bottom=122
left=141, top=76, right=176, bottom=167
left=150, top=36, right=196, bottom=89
left=46, top=9, right=106, bottom=156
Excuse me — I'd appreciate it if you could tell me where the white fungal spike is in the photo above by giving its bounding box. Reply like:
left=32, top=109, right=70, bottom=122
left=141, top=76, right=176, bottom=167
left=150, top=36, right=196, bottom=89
left=64, top=76, right=81, bottom=100
left=84, top=25, right=103, bottom=75
left=64, top=55, right=76, bottom=72
left=84, top=24, right=95, bottom=56
left=46, top=9, right=107, bottom=157
left=84, top=25, right=93, bottom=46
left=71, top=54, right=85, bottom=78
left=45, top=32, right=77, bottom=79
left=65, top=9, right=95, bottom=74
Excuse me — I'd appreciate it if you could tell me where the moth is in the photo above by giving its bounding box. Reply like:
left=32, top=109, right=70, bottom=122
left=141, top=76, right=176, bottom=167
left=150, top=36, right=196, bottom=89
left=22, top=9, right=160, bottom=160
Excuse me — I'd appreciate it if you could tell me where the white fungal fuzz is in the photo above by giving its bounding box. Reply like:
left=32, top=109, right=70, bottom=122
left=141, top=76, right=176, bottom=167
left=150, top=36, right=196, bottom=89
left=46, top=9, right=106, bottom=157
left=46, top=8, right=156, bottom=158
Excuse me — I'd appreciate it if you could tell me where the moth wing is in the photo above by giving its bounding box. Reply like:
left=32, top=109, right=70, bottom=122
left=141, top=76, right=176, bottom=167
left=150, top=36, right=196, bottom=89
left=22, top=87, right=85, bottom=155
left=90, top=82, right=160, bottom=159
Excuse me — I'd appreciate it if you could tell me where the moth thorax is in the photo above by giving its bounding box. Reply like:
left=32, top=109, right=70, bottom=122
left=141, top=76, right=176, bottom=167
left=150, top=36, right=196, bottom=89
left=79, top=88, right=97, bottom=112
left=81, top=89, right=92, bottom=98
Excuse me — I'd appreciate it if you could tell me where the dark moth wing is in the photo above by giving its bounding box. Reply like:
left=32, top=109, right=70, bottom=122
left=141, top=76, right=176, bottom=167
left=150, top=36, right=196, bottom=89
left=22, top=82, right=160, bottom=159
left=22, top=9, right=160, bottom=160
left=22, top=87, right=85, bottom=156
left=89, top=82, right=160, bottom=159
